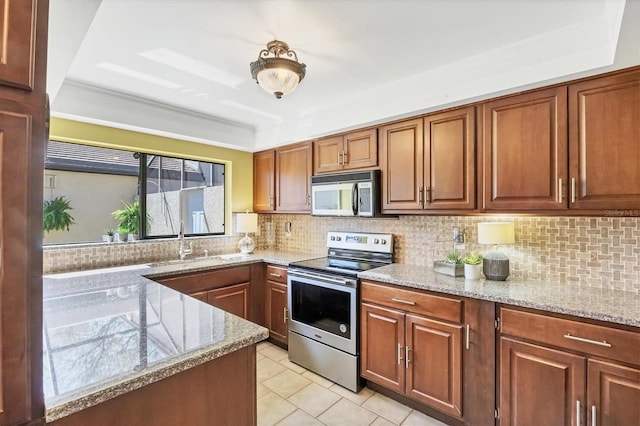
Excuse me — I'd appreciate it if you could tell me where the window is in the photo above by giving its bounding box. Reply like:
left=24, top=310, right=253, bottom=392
left=140, top=154, right=225, bottom=238
left=43, top=140, right=226, bottom=245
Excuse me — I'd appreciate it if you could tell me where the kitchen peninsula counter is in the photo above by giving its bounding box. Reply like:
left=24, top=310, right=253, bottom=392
left=41, top=251, right=307, bottom=423
left=359, top=264, right=639, bottom=327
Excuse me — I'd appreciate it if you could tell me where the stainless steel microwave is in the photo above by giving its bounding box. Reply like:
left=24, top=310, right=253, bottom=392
left=311, top=170, right=381, bottom=217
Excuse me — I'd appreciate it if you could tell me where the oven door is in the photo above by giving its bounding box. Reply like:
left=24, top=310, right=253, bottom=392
left=287, top=269, right=358, bottom=355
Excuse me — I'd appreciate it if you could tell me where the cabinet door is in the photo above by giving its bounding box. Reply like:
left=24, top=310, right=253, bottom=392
left=266, top=281, right=288, bottom=345
left=0, top=0, right=37, bottom=92
left=569, top=70, right=640, bottom=210
left=276, top=141, right=312, bottom=212
left=406, top=314, right=463, bottom=418
left=499, top=337, right=585, bottom=426
left=314, top=135, right=343, bottom=174
left=379, top=118, right=424, bottom=211
left=587, top=359, right=640, bottom=426
left=207, top=282, right=250, bottom=320
left=344, top=128, right=377, bottom=170
left=361, top=303, right=406, bottom=393
left=482, top=87, right=567, bottom=210
left=0, top=105, right=45, bottom=425
left=424, top=106, right=476, bottom=210
left=253, top=150, right=275, bottom=212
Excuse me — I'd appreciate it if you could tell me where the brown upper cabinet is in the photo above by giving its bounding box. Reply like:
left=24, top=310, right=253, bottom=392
left=380, top=106, right=476, bottom=213
left=568, top=70, right=640, bottom=210
left=481, top=86, right=568, bottom=211
left=482, top=68, right=640, bottom=212
left=314, top=128, right=378, bottom=173
left=254, top=142, right=313, bottom=213
left=253, top=150, right=276, bottom=212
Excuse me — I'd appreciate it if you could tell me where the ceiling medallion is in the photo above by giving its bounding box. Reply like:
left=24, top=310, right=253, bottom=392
left=250, top=40, right=306, bottom=99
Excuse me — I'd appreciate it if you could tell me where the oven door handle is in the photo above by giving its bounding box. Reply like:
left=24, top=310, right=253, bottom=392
left=289, top=270, right=356, bottom=287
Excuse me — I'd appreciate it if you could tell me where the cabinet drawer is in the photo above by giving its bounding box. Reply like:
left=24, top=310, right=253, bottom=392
left=157, top=265, right=251, bottom=294
left=500, top=307, right=640, bottom=365
left=266, top=264, right=287, bottom=284
left=361, top=281, right=462, bottom=323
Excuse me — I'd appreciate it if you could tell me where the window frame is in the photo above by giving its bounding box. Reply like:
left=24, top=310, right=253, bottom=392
left=139, top=153, right=226, bottom=239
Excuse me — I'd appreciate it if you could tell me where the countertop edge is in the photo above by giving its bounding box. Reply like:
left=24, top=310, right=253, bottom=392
left=44, top=327, right=268, bottom=422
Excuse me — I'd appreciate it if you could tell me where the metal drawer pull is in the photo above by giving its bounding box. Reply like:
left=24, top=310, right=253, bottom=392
left=397, top=343, right=402, bottom=365
left=269, top=273, right=282, bottom=277
left=283, top=307, right=288, bottom=323
left=592, top=405, right=596, bottom=426
left=564, top=333, right=612, bottom=347
left=405, top=345, right=410, bottom=369
left=571, top=177, right=576, bottom=203
left=391, top=297, right=416, bottom=305
left=466, top=324, right=470, bottom=350
left=576, top=400, right=581, bottom=426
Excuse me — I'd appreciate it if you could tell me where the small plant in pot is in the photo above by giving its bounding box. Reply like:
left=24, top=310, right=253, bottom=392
left=112, top=201, right=141, bottom=242
left=462, top=253, right=483, bottom=280
left=103, top=229, right=115, bottom=243
left=434, top=250, right=464, bottom=277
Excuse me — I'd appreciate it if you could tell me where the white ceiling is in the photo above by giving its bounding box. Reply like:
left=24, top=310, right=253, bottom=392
left=48, top=0, right=640, bottom=151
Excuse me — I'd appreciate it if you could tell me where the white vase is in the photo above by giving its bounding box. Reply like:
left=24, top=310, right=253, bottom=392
left=464, top=264, right=482, bottom=280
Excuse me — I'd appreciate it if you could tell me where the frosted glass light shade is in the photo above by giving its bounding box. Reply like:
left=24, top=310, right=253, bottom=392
left=257, top=67, right=300, bottom=98
left=236, top=213, right=258, bottom=234
left=477, top=222, right=515, bottom=245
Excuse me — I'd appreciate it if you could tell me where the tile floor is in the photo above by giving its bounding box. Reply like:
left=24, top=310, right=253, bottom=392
left=256, top=341, right=448, bottom=426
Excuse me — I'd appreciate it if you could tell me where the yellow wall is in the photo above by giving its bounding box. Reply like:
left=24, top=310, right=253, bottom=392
left=50, top=118, right=254, bottom=222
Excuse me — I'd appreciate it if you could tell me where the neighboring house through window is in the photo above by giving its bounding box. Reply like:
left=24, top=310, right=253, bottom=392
left=44, top=140, right=225, bottom=245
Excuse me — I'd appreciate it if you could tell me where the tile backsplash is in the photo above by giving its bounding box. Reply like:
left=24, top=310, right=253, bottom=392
left=44, top=213, right=639, bottom=293
left=257, top=215, right=639, bottom=293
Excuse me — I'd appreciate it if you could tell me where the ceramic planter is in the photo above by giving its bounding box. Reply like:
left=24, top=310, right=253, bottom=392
left=464, top=263, right=482, bottom=280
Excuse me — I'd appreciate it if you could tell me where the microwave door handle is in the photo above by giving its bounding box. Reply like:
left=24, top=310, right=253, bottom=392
left=352, top=183, right=359, bottom=215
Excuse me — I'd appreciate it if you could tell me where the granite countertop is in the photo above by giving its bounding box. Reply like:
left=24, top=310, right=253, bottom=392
left=359, top=264, right=640, bottom=327
left=44, top=250, right=638, bottom=421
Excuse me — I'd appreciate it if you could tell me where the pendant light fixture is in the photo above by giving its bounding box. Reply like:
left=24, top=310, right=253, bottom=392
left=250, top=40, right=306, bottom=99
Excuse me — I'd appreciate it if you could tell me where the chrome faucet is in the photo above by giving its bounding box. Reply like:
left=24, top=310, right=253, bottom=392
left=178, top=220, right=193, bottom=260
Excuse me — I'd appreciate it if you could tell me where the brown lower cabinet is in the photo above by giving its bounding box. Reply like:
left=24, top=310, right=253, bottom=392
left=360, top=281, right=495, bottom=425
left=499, top=306, right=640, bottom=426
left=265, top=264, right=288, bottom=346
left=155, top=265, right=259, bottom=322
left=50, top=345, right=257, bottom=426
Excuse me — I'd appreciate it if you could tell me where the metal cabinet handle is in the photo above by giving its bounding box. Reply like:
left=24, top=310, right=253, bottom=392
left=591, top=405, right=596, bottom=426
left=425, top=187, right=431, bottom=203
left=342, top=151, right=348, bottom=165
left=269, top=273, right=282, bottom=278
left=269, top=196, right=274, bottom=209
left=571, top=177, right=576, bottom=203
left=466, top=324, right=470, bottom=350
left=558, top=178, right=564, bottom=203
left=391, top=297, right=416, bottom=306
left=283, top=307, right=288, bottom=323
left=405, top=345, right=410, bottom=369
left=564, top=333, right=612, bottom=348
left=397, top=343, right=403, bottom=365
left=418, top=186, right=423, bottom=204
left=576, top=400, right=581, bottom=426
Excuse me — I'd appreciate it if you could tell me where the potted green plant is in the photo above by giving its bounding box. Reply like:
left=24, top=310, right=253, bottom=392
left=434, top=250, right=464, bottom=277
left=43, top=196, right=75, bottom=233
left=462, top=253, right=483, bottom=280
left=112, top=201, right=141, bottom=242
left=102, top=229, right=115, bottom=243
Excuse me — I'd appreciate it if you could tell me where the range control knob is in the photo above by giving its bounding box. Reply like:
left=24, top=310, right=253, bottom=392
left=330, top=236, right=335, bottom=241
left=381, top=239, right=387, bottom=245
left=373, top=238, right=380, bottom=244
left=336, top=236, right=341, bottom=241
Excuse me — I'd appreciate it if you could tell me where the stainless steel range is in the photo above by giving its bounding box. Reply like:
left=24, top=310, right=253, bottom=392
left=287, top=231, right=394, bottom=392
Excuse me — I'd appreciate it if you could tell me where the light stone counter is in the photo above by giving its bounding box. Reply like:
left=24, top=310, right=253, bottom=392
left=359, top=264, right=639, bottom=327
